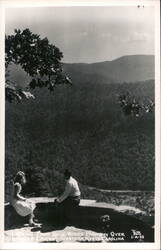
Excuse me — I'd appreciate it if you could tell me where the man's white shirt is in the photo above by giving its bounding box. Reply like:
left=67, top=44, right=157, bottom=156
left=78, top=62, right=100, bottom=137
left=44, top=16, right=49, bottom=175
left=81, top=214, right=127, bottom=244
left=57, top=177, right=80, bottom=203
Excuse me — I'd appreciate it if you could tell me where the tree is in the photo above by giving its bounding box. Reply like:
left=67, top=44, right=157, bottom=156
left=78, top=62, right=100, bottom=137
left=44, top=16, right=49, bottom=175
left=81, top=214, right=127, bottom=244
left=118, top=93, right=154, bottom=117
left=5, top=28, right=72, bottom=102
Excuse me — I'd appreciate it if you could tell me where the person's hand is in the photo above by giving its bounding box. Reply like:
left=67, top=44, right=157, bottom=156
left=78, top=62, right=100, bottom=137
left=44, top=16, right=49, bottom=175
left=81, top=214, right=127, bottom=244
left=54, top=198, right=59, bottom=206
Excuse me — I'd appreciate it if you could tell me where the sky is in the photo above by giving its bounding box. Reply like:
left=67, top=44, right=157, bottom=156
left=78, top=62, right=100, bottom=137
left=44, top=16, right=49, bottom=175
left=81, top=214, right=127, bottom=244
left=5, top=6, right=155, bottom=63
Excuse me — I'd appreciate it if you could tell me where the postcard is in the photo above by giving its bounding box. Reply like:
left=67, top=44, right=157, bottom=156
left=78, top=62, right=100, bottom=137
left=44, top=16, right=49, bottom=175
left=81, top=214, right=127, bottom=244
left=0, top=0, right=160, bottom=249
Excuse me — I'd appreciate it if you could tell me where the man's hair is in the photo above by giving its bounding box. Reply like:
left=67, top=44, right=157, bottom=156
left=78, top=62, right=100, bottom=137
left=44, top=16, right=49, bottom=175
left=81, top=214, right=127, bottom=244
left=64, top=169, right=71, bottom=179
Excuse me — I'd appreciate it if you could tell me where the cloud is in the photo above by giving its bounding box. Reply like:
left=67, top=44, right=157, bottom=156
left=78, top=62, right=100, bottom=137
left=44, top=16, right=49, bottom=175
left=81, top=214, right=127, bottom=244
left=127, top=32, right=150, bottom=42
left=101, top=33, right=112, bottom=39
left=100, top=31, right=151, bottom=44
left=82, top=31, right=88, bottom=36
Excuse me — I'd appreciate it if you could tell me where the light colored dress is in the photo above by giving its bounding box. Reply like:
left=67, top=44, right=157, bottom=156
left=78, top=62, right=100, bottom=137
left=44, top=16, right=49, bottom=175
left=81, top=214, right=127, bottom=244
left=11, top=182, right=36, bottom=217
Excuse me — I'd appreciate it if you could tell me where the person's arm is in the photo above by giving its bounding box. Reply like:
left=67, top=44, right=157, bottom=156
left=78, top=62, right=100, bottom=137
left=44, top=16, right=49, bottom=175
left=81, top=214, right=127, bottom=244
left=57, top=182, right=72, bottom=203
left=15, top=183, right=26, bottom=201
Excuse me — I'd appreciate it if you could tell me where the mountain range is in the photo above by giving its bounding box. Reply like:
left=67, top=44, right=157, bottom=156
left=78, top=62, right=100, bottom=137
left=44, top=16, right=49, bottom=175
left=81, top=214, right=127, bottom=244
left=63, top=55, right=154, bottom=84
left=7, top=55, right=154, bottom=87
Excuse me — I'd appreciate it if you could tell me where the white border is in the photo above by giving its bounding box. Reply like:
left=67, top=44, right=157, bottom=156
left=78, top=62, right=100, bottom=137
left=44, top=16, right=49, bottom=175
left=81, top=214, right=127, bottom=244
left=154, top=0, right=160, bottom=248
left=0, top=0, right=5, bottom=248
left=0, top=0, right=160, bottom=249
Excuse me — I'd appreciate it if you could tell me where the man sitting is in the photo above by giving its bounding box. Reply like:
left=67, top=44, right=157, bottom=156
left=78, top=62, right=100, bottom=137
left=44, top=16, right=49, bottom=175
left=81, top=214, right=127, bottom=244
left=55, top=169, right=81, bottom=225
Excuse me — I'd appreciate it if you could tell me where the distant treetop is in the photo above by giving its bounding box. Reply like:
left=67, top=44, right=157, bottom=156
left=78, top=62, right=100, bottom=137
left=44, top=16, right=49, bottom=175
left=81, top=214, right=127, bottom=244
left=118, top=92, right=154, bottom=117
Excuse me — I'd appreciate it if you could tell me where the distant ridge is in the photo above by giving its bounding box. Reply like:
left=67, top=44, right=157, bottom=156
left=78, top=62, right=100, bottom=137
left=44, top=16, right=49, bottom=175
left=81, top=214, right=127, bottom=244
left=64, top=54, right=154, bottom=65
left=63, top=55, right=154, bottom=84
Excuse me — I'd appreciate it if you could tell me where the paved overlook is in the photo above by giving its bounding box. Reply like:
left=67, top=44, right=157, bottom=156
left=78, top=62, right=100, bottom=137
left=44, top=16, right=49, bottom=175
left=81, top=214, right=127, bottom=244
left=5, top=196, right=154, bottom=243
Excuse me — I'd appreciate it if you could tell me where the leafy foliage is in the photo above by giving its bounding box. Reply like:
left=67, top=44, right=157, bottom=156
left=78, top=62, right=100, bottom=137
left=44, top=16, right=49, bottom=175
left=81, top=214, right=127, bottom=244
left=5, top=29, right=72, bottom=102
left=118, top=92, right=154, bottom=117
left=5, top=83, right=35, bottom=103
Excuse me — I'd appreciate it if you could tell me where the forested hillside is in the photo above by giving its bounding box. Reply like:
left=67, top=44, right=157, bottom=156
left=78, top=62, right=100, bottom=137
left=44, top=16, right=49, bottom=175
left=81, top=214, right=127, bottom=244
left=5, top=75, right=155, bottom=200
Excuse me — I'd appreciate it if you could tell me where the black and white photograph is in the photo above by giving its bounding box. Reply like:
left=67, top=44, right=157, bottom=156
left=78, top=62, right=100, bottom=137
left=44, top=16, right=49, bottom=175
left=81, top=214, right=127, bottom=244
left=1, top=0, right=160, bottom=249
